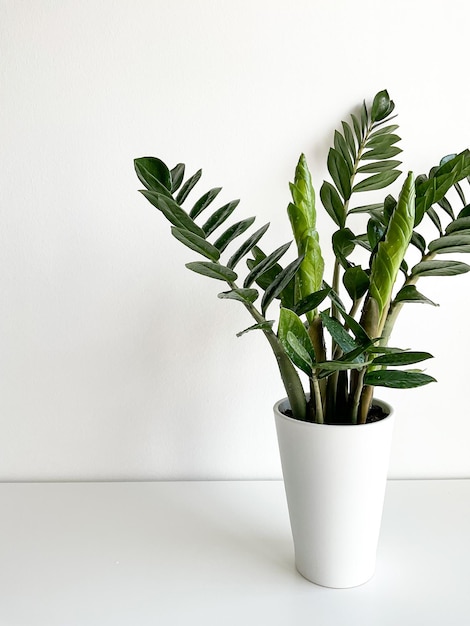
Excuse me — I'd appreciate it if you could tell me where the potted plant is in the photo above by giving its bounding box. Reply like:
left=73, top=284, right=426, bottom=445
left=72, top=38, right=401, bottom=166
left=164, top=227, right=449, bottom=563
left=134, top=90, right=470, bottom=587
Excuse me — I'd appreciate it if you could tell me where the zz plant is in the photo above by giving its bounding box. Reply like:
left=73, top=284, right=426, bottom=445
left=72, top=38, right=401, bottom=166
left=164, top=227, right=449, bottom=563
left=135, top=90, right=470, bottom=425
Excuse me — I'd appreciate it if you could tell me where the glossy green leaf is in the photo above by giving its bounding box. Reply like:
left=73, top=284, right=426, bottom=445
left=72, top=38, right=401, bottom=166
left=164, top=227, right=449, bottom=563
left=394, top=285, right=438, bottom=306
left=292, top=288, right=331, bottom=316
left=411, top=260, right=470, bottom=277
left=454, top=181, right=466, bottom=205
left=218, top=288, right=258, bottom=304
left=140, top=190, right=205, bottom=237
left=327, top=148, right=351, bottom=200
left=411, top=231, right=426, bottom=254
left=320, top=181, right=345, bottom=227
left=278, top=308, right=316, bottom=376
left=367, top=124, right=399, bottom=139
left=244, top=242, right=292, bottom=288
left=364, top=370, right=436, bottom=388
left=352, top=170, right=401, bottom=193
left=227, top=223, right=270, bottom=269
left=334, top=130, right=353, bottom=174
left=427, top=207, right=443, bottom=235
left=369, top=172, right=415, bottom=319
left=261, top=256, right=304, bottom=316
left=371, top=90, right=393, bottom=122
left=351, top=113, right=362, bottom=145
left=343, top=266, right=370, bottom=300
left=176, top=169, right=202, bottom=204
left=202, top=200, right=240, bottom=236
left=214, top=217, right=256, bottom=253
left=190, top=187, right=222, bottom=219
left=372, top=351, right=433, bottom=366
left=365, top=133, right=401, bottom=149
left=415, top=151, right=470, bottom=225
left=348, top=203, right=384, bottom=215
left=236, top=321, right=274, bottom=338
left=361, top=146, right=402, bottom=161
left=185, top=261, right=237, bottom=282
left=356, top=160, right=401, bottom=174
left=367, top=217, right=385, bottom=250
left=170, top=163, right=185, bottom=193
left=458, top=204, right=470, bottom=218
left=332, top=228, right=355, bottom=268
left=446, top=217, right=470, bottom=234
left=288, top=155, right=324, bottom=316
left=342, top=121, right=357, bottom=158
left=428, top=232, right=470, bottom=254
left=171, top=227, right=220, bottom=261
left=135, top=157, right=172, bottom=194
left=320, top=311, right=358, bottom=355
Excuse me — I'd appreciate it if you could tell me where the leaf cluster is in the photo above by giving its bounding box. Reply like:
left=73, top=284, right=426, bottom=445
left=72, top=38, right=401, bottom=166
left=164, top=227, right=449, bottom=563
left=135, top=90, right=470, bottom=425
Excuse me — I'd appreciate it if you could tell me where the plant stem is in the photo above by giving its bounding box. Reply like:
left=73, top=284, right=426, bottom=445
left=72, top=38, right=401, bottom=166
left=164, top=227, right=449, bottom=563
left=311, top=373, right=324, bottom=424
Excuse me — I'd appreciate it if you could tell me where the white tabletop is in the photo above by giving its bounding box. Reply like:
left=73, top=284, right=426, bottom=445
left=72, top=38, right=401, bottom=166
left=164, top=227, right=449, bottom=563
left=0, top=480, right=468, bottom=625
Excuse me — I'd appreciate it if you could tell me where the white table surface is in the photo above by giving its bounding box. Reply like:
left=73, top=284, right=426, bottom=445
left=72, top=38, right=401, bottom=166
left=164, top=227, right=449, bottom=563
left=0, top=480, right=468, bottom=626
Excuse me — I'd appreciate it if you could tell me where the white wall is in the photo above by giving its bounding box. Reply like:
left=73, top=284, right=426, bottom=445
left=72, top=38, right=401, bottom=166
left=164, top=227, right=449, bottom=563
left=1, top=0, right=470, bottom=480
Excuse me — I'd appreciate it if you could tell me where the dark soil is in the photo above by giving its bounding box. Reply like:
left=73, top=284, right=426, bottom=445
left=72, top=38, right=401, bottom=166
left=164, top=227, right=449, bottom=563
left=283, top=403, right=388, bottom=424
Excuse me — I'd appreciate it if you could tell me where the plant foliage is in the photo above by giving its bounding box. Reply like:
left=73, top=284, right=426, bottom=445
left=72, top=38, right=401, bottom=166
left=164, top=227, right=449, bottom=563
left=135, top=90, right=470, bottom=424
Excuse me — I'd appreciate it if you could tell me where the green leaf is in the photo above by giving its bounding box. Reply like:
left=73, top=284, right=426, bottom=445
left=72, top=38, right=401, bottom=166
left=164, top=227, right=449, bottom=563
left=334, top=130, right=353, bottom=174
left=342, top=121, right=357, bottom=158
left=415, top=151, right=470, bottom=225
left=365, top=133, right=401, bottom=149
left=292, top=288, right=331, bottom=316
left=185, top=261, right=237, bottom=282
left=351, top=113, right=363, bottom=145
left=327, top=148, right=351, bottom=200
left=170, top=163, right=185, bottom=193
left=190, top=187, right=222, bottom=219
left=214, top=217, right=256, bottom=253
left=171, top=227, right=220, bottom=261
left=369, top=172, right=415, bottom=320
left=218, top=288, right=258, bottom=304
left=176, top=169, right=202, bottom=204
left=427, top=207, right=443, bottom=235
left=320, top=311, right=358, bottom=355
left=244, top=242, right=292, bottom=288
left=134, top=157, right=172, bottom=194
left=457, top=204, right=470, bottom=219
left=227, top=223, right=270, bottom=269
left=364, top=370, right=436, bottom=389
left=316, top=358, right=370, bottom=377
left=446, top=217, right=470, bottom=234
left=356, top=160, right=402, bottom=174
left=411, top=260, right=470, bottom=277
left=394, top=285, right=438, bottom=306
left=236, top=321, right=274, bottom=338
left=278, top=308, right=316, bottom=376
left=343, top=266, right=370, bottom=300
left=348, top=203, right=384, bottom=215
left=320, top=181, right=345, bottom=227
left=411, top=231, right=426, bottom=254
left=202, top=200, right=240, bottom=236
left=361, top=146, right=402, bottom=161
left=261, top=256, right=304, bottom=316
left=428, top=232, right=470, bottom=254
left=352, top=170, right=401, bottom=193
left=372, top=351, right=433, bottom=366
left=332, top=228, right=355, bottom=268
left=139, top=190, right=205, bottom=237
left=367, top=124, right=399, bottom=139
left=367, top=217, right=386, bottom=250
left=371, top=90, right=393, bottom=123
left=288, top=155, right=324, bottom=316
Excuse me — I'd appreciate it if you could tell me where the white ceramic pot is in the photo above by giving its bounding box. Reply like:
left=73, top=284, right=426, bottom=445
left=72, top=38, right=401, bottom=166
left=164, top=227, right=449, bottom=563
left=274, top=397, right=394, bottom=588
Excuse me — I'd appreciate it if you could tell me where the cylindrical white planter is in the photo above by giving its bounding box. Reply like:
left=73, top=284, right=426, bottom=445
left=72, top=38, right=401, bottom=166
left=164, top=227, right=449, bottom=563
left=274, top=397, right=394, bottom=588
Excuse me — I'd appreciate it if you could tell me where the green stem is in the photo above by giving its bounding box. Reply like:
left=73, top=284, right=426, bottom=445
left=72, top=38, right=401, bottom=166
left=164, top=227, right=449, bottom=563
left=312, top=374, right=324, bottom=424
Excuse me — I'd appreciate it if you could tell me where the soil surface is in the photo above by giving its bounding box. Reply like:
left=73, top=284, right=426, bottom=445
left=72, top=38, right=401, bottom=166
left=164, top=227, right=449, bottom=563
left=283, top=403, right=388, bottom=424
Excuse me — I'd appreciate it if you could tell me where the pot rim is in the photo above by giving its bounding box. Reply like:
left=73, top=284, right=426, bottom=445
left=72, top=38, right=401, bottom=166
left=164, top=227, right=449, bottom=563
left=273, top=397, right=393, bottom=429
